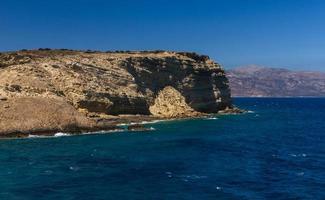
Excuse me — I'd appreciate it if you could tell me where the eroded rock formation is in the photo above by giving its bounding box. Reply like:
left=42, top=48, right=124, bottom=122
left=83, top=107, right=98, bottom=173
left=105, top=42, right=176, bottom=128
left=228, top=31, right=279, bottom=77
left=149, top=86, right=202, bottom=118
left=0, top=49, right=232, bottom=137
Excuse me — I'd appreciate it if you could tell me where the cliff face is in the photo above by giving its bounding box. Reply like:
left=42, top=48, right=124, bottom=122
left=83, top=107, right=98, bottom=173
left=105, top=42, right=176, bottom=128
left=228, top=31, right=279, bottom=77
left=227, top=66, right=325, bottom=97
left=0, top=49, right=232, bottom=136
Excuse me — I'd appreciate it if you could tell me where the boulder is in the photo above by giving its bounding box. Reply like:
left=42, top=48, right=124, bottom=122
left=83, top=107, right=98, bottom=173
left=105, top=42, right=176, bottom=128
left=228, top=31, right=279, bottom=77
left=149, top=86, right=201, bottom=118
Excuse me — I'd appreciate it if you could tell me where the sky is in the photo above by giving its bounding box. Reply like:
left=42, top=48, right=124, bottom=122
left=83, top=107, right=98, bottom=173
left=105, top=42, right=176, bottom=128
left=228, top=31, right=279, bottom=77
left=1, top=0, right=325, bottom=70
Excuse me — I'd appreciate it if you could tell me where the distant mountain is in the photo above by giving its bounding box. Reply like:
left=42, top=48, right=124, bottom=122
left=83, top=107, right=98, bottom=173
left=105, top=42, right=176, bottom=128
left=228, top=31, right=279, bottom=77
left=226, top=65, right=325, bottom=97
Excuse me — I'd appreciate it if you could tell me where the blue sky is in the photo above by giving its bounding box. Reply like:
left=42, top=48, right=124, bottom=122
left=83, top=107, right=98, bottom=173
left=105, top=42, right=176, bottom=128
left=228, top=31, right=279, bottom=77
left=1, top=0, right=324, bottom=70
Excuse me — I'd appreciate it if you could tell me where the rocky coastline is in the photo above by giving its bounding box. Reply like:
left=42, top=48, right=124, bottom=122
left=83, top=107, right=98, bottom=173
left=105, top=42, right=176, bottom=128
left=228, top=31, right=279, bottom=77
left=0, top=49, right=241, bottom=138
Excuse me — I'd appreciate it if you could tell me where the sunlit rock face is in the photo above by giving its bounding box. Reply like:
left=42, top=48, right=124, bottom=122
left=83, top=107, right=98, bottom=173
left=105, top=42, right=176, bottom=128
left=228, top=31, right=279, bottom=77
left=0, top=49, right=232, bottom=136
left=0, top=49, right=232, bottom=113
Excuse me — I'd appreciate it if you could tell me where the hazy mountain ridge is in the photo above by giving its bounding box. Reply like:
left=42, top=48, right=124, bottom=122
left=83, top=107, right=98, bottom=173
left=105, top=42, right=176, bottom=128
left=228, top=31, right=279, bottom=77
left=227, top=66, right=325, bottom=97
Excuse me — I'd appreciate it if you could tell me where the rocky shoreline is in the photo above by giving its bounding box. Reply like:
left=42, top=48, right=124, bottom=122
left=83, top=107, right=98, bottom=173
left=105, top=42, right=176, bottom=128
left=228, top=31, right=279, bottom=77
left=0, top=49, right=239, bottom=138
left=0, top=107, right=245, bottom=139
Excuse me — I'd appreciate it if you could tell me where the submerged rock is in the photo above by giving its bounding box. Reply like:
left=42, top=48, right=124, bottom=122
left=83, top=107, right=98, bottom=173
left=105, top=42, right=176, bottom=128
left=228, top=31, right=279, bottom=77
left=218, top=107, right=245, bottom=114
left=127, top=124, right=149, bottom=131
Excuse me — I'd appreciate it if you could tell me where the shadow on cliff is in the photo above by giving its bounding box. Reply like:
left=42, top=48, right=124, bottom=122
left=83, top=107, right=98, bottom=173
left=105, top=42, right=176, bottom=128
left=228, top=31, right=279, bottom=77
left=124, top=56, right=226, bottom=113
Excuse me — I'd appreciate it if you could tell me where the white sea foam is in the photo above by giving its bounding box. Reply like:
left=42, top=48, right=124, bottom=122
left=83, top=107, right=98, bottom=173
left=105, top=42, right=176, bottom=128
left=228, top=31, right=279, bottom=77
left=28, top=133, right=71, bottom=138
left=164, top=172, right=211, bottom=182
left=69, top=166, right=80, bottom=171
left=289, top=153, right=307, bottom=158
left=28, top=134, right=46, bottom=138
left=117, top=123, right=127, bottom=126
left=44, top=170, right=53, bottom=175
left=165, top=172, right=173, bottom=178
left=28, top=134, right=58, bottom=138
left=205, top=117, right=218, bottom=120
left=54, top=132, right=71, bottom=137
left=27, top=129, right=126, bottom=139
left=118, top=119, right=166, bottom=126
left=296, top=172, right=305, bottom=176
left=216, top=186, right=222, bottom=190
left=247, top=110, right=255, bottom=113
left=82, top=129, right=125, bottom=135
left=177, top=174, right=208, bottom=180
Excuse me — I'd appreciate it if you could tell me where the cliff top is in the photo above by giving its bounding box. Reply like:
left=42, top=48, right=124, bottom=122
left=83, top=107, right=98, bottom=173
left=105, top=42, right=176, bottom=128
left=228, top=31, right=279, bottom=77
left=0, top=49, right=214, bottom=67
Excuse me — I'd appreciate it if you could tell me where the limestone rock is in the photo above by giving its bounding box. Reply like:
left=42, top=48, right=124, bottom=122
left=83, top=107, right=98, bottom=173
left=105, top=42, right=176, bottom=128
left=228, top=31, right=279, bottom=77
left=0, top=49, right=233, bottom=136
left=0, top=97, right=96, bottom=136
left=149, top=86, right=201, bottom=118
left=0, top=96, right=7, bottom=101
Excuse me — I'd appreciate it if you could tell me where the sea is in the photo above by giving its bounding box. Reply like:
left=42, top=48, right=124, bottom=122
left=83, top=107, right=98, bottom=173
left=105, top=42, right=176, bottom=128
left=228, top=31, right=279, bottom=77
left=0, top=98, right=324, bottom=200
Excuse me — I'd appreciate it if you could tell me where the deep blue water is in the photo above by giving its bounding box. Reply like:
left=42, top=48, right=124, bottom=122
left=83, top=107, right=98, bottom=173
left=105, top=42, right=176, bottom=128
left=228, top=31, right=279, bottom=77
left=0, top=98, right=325, bottom=200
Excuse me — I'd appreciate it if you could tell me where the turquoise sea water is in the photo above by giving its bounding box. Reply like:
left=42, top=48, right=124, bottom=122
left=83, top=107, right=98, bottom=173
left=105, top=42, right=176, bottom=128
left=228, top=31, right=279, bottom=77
left=0, top=98, right=324, bottom=200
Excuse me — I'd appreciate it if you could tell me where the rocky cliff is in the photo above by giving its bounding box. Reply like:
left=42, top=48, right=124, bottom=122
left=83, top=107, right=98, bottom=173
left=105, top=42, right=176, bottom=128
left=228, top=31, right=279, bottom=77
left=0, top=49, right=233, bottom=137
left=227, top=65, right=325, bottom=97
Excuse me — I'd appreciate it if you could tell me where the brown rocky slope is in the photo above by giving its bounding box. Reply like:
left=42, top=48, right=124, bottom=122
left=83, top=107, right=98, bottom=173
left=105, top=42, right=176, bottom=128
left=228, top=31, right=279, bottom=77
left=0, top=49, right=235, bottom=137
